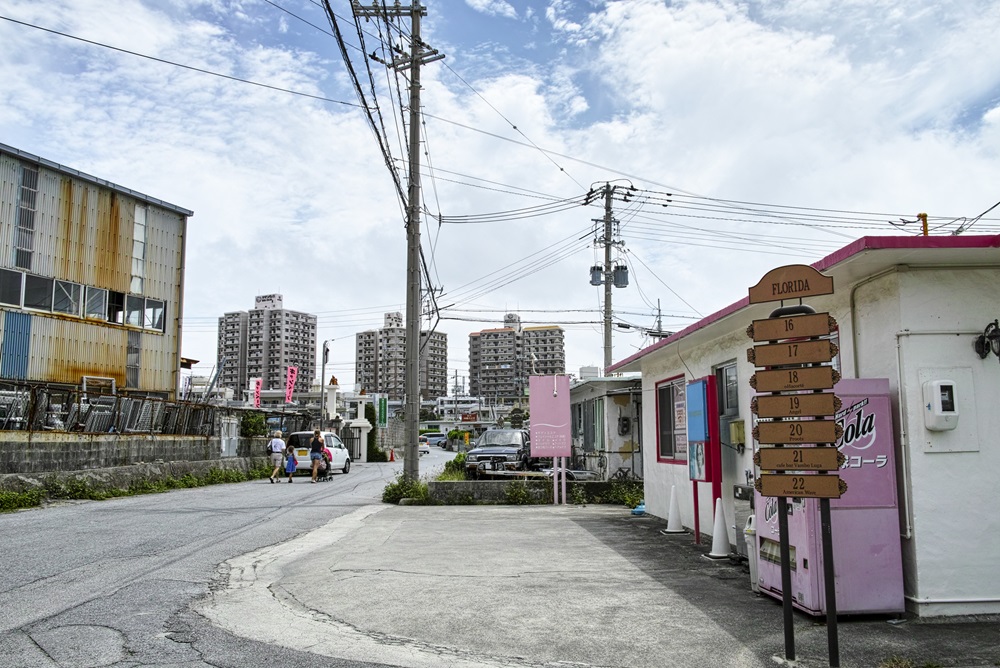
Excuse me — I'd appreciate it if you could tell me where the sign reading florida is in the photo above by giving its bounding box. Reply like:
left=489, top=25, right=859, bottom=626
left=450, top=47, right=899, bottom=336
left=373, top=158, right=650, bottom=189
left=529, top=375, right=571, bottom=457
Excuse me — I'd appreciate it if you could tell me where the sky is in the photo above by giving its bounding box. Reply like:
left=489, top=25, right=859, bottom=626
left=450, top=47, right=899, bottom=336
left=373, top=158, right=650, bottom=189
left=1, top=0, right=999, bottom=394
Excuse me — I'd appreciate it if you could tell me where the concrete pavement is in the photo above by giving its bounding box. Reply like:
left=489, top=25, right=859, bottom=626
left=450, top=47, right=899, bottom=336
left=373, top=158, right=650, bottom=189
left=197, top=504, right=1000, bottom=668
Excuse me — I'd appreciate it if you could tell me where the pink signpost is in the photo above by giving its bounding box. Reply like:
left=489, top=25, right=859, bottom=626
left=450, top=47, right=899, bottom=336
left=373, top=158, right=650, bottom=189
left=529, top=375, right=571, bottom=504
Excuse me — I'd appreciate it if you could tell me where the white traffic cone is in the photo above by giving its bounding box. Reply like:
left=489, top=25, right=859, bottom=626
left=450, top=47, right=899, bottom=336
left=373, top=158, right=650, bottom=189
left=704, top=497, right=731, bottom=560
left=660, top=485, right=686, bottom=534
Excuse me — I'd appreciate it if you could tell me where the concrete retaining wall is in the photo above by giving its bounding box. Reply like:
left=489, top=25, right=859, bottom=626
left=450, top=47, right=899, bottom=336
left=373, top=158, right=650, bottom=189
left=0, top=433, right=268, bottom=475
left=0, top=456, right=269, bottom=494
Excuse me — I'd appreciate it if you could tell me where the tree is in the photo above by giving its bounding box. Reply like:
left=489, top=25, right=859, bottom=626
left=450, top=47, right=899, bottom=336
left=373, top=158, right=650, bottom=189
left=366, top=402, right=387, bottom=462
left=239, top=411, right=267, bottom=437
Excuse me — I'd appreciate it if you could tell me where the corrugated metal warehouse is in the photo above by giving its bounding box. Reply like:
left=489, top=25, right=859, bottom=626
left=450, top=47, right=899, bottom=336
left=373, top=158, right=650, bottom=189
left=0, top=143, right=191, bottom=398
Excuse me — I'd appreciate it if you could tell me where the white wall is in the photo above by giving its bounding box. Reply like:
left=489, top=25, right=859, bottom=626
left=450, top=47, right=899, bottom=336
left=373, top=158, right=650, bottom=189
left=891, top=268, right=1000, bottom=616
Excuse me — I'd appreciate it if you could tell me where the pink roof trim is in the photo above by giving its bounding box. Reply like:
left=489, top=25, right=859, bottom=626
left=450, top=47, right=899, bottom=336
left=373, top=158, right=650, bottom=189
left=608, top=234, right=1000, bottom=372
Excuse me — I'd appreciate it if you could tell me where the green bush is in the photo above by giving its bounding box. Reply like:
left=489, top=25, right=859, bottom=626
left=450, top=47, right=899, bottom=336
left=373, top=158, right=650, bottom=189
left=569, top=483, right=588, bottom=505
left=443, top=452, right=466, bottom=476
left=240, top=411, right=268, bottom=437
left=382, top=474, right=430, bottom=504
left=0, top=489, right=44, bottom=512
left=503, top=480, right=536, bottom=505
left=605, top=479, right=644, bottom=508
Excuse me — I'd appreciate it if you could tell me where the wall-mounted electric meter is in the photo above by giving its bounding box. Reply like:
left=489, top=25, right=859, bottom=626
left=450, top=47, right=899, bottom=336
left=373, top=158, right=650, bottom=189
left=922, top=380, right=958, bottom=431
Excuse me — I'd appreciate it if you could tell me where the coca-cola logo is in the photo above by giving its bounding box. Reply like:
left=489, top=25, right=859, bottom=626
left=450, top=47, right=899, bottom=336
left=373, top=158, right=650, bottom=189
left=836, top=398, right=876, bottom=451
left=763, top=495, right=778, bottom=524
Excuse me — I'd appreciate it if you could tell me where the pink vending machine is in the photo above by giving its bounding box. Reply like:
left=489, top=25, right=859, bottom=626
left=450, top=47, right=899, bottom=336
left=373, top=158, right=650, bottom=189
left=755, top=378, right=904, bottom=615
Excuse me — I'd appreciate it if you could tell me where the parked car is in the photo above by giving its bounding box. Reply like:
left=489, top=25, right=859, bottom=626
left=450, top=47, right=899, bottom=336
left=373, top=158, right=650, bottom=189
left=418, top=436, right=431, bottom=455
left=465, top=429, right=531, bottom=478
left=420, top=432, right=447, bottom=447
left=286, top=431, right=351, bottom=475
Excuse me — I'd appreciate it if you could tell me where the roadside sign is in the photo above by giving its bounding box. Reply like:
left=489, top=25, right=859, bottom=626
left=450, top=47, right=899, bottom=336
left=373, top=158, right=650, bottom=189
left=748, top=339, right=839, bottom=366
left=748, top=264, right=834, bottom=304
left=751, top=366, right=840, bottom=393
left=754, top=419, right=842, bottom=445
left=377, top=395, right=388, bottom=428
left=752, top=393, right=841, bottom=418
left=747, top=312, right=837, bottom=342
left=755, top=447, right=845, bottom=472
left=756, top=473, right=847, bottom=499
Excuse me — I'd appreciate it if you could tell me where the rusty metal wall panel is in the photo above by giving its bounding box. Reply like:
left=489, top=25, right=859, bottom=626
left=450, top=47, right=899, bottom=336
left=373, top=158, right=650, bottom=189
left=27, top=315, right=128, bottom=388
left=33, top=174, right=130, bottom=290
left=143, top=207, right=185, bottom=302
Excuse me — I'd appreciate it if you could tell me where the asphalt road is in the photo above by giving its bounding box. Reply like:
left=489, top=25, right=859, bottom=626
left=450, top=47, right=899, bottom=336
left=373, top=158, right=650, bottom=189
left=0, top=451, right=450, bottom=668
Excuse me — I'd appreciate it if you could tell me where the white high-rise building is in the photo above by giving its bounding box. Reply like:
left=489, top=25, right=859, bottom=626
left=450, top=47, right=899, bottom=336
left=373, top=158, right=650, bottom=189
left=468, top=314, right=565, bottom=403
left=355, top=312, right=448, bottom=401
left=216, top=294, right=316, bottom=397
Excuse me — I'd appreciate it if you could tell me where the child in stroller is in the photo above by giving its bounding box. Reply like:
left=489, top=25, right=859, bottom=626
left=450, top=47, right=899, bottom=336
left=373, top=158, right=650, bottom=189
left=314, top=447, right=335, bottom=482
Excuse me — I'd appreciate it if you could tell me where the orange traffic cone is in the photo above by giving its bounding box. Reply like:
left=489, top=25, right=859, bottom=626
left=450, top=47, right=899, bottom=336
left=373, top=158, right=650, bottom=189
left=389, top=448, right=395, bottom=462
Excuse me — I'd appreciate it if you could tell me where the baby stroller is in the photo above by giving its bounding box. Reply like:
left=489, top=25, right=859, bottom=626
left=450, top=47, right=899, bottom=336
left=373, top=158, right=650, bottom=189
left=314, top=449, right=335, bottom=482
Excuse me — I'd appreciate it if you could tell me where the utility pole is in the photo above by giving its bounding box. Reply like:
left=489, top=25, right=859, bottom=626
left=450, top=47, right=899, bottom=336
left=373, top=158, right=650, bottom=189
left=353, top=1, right=443, bottom=481
left=602, top=184, right=614, bottom=373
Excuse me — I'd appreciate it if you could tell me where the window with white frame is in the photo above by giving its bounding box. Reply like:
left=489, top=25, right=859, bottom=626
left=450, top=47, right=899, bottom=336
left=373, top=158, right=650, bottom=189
left=716, top=361, right=739, bottom=418
left=144, top=298, right=164, bottom=332
left=0, top=269, right=23, bottom=306
left=23, top=275, right=53, bottom=310
left=53, top=280, right=82, bottom=315
left=125, top=295, right=144, bottom=327
left=656, top=376, right=688, bottom=461
left=131, top=204, right=146, bottom=294
left=85, top=286, right=107, bottom=320
left=15, top=165, right=38, bottom=271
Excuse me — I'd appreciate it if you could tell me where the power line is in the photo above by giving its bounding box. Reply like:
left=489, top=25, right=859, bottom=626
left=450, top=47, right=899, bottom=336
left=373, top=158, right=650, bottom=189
left=0, top=14, right=361, bottom=108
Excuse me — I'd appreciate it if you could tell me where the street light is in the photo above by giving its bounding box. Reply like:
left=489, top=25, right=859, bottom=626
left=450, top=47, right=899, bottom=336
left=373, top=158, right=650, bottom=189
left=320, top=339, right=332, bottom=427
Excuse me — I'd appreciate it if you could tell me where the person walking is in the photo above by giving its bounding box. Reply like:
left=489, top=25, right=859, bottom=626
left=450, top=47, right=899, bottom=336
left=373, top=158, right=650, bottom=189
left=309, top=429, right=325, bottom=483
left=267, top=431, right=285, bottom=483
left=284, top=442, right=298, bottom=483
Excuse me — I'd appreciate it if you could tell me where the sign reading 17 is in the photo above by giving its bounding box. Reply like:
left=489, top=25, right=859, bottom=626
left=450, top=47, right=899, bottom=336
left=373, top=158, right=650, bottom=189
left=747, top=339, right=839, bottom=366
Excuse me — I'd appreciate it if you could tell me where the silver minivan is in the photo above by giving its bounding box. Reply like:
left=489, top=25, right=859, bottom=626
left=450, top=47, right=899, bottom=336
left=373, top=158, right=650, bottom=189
left=286, top=431, right=351, bottom=475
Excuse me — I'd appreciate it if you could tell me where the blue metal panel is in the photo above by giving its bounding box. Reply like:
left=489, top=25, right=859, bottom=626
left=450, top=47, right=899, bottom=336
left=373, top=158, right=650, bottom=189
left=686, top=378, right=709, bottom=442
left=1, top=310, right=31, bottom=379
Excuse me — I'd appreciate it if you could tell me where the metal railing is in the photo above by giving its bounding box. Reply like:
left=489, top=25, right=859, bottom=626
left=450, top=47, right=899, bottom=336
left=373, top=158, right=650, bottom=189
left=0, top=381, right=309, bottom=437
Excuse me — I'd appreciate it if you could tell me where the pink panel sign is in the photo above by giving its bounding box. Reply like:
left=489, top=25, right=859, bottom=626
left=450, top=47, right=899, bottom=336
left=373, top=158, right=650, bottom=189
left=529, top=375, right=571, bottom=457
left=285, top=366, right=298, bottom=403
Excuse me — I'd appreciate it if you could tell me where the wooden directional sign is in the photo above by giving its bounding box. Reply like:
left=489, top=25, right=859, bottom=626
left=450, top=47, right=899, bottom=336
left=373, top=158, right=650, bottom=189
left=754, top=419, right=843, bottom=445
left=756, top=473, right=847, bottom=499
left=752, top=393, right=841, bottom=419
left=748, top=339, right=839, bottom=367
left=747, top=312, right=837, bottom=342
left=755, top=447, right=845, bottom=472
left=748, top=265, right=834, bottom=304
left=750, top=366, right=840, bottom=393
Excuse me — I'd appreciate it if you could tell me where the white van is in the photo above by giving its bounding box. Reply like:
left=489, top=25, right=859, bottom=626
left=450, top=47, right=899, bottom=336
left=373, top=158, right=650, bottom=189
left=286, top=431, right=351, bottom=475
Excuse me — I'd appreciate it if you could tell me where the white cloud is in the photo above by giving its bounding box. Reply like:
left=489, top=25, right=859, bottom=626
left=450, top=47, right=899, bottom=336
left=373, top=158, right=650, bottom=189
left=2, top=0, right=999, bottom=387
left=465, top=0, right=518, bottom=20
